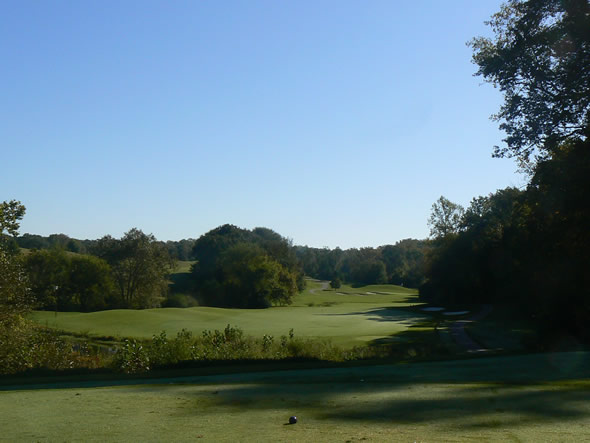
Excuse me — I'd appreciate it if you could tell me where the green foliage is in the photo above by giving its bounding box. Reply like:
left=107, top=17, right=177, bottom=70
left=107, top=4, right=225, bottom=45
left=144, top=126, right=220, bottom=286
left=191, top=225, right=302, bottom=308
left=94, top=228, right=174, bottom=309
left=421, top=1, right=590, bottom=344
left=330, top=277, right=341, bottom=289
left=379, top=239, right=427, bottom=287
left=422, top=142, right=590, bottom=342
left=0, top=200, right=33, bottom=373
left=16, top=233, right=93, bottom=254
left=0, top=202, right=107, bottom=375
left=296, top=241, right=426, bottom=288
left=427, top=196, right=464, bottom=239
left=165, top=238, right=196, bottom=261
left=0, top=325, right=105, bottom=375
left=114, top=339, right=151, bottom=373
left=422, top=187, right=527, bottom=305
left=0, top=200, right=26, bottom=240
left=110, top=325, right=382, bottom=374
left=23, top=249, right=114, bottom=312
left=0, top=248, right=30, bottom=324
left=470, top=0, right=590, bottom=164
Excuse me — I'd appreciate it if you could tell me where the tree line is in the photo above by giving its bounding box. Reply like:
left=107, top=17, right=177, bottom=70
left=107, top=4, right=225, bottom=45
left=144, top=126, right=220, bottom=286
left=12, top=226, right=428, bottom=311
left=23, top=229, right=175, bottom=311
left=421, top=0, right=590, bottom=344
left=295, top=239, right=427, bottom=288
left=14, top=233, right=197, bottom=261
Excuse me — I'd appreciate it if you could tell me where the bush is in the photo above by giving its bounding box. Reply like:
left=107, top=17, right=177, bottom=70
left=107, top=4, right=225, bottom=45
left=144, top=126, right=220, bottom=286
left=0, top=324, right=104, bottom=375
left=108, top=325, right=387, bottom=374
left=113, top=339, right=151, bottom=374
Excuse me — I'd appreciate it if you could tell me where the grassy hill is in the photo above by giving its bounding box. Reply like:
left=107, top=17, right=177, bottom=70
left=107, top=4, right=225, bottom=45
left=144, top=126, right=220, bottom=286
left=30, top=281, right=426, bottom=348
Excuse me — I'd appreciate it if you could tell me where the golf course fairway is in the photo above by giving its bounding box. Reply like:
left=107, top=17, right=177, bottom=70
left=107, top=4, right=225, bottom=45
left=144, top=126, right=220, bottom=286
left=2, top=352, right=589, bottom=442
left=30, top=283, right=424, bottom=348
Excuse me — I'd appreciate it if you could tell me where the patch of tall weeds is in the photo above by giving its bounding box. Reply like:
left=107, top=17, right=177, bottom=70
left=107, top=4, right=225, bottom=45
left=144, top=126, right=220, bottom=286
left=112, top=325, right=379, bottom=374
left=0, top=323, right=105, bottom=375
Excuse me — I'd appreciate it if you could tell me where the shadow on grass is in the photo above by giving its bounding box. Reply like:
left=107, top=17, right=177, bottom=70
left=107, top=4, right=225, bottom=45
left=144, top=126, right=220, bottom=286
left=180, top=352, right=590, bottom=427
left=316, top=307, right=429, bottom=322
left=194, top=379, right=590, bottom=427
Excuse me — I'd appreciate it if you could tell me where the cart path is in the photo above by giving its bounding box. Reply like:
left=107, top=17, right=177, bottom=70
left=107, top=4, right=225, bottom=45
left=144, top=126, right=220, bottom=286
left=450, top=304, right=493, bottom=353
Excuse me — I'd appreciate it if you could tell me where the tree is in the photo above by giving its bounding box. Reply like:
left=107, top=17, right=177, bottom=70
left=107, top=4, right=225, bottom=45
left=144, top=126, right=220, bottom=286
left=0, top=201, right=31, bottom=373
left=380, top=239, right=427, bottom=287
left=220, top=244, right=297, bottom=308
left=0, top=200, right=26, bottom=240
left=0, top=200, right=29, bottom=320
left=190, top=225, right=303, bottom=308
left=329, top=277, right=341, bottom=290
left=94, top=228, right=174, bottom=308
left=24, top=249, right=114, bottom=312
left=23, top=249, right=70, bottom=310
left=470, top=0, right=590, bottom=165
left=427, top=196, right=464, bottom=239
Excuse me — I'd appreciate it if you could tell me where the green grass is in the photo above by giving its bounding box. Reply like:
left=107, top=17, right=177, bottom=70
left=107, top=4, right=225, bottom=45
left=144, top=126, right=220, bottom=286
left=2, top=352, right=589, bottom=441
left=30, top=282, right=426, bottom=348
left=173, top=260, right=195, bottom=273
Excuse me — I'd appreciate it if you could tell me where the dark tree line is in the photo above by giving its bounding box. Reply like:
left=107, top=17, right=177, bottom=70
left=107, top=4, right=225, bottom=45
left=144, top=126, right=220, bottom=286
left=15, top=233, right=197, bottom=261
left=422, top=0, right=590, bottom=343
left=295, top=239, right=427, bottom=288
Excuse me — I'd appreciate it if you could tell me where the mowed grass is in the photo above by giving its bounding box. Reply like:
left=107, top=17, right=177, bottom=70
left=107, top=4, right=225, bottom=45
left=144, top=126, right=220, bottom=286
left=30, top=282, right=426, bottom=348
left=2, top=352, right=589, bottom=442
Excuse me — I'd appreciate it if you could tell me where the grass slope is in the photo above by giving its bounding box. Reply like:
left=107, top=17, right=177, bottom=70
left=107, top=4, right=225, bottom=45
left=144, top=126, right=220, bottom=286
left=2, top=352, right=589, bottom=442
left=31, top=283, right=425, bottom=348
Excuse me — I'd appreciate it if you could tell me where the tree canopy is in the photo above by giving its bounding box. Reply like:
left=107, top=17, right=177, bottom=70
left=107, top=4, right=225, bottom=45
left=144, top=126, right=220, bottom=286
left=24, top=249, right=114, bottom=312
left=427, top=196, right=464, bottom=239
left=190, top=225, right=302, bottom=308
left=421, top=0, right=590, bottom=344
left=296, top=240, right=426, bottom=288
left=93, top=228, right=174, bottom=308
left=470, top=0, right=590, bottom=165
left=0, top=200, right=29, bottom=323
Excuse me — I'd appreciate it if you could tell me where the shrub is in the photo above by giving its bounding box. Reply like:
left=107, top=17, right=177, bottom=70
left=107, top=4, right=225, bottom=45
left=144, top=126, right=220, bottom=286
left=113, top=339, right=150, bottom=373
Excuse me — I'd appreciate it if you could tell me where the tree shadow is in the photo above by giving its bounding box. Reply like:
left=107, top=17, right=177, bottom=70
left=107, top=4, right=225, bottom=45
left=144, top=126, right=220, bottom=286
left=316, top=306, right=430, bottom=324
left=174, top=352, right=590, bottom=428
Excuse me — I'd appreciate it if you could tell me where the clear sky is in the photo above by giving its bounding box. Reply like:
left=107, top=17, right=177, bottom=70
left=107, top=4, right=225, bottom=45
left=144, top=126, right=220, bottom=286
left=1, top=0, right=522, bottom=249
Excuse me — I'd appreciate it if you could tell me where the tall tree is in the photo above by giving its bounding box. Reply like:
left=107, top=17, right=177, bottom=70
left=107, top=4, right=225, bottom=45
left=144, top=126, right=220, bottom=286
left=190, top=225, right=302, bottom=308
left=0, top=201, right=31, bottom=373
left=0, top=200, right=29, bottom=322
left=470, top=0, right=590, bottom=165
left=24, top=249, right=114, bottom=312
left=94, top=228, right=174, bottom=308
left=427, top=196, right=464, bottom=239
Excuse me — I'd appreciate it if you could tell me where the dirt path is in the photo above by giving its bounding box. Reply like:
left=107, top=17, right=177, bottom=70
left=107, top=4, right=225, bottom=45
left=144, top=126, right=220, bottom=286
left=450, top=305, right=493, bottom=353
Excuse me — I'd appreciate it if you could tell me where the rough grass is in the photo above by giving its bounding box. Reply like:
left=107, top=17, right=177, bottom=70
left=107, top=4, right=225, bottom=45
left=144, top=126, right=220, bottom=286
left=30, top=283, right=427, bottom=348
left=2, top=352, right=589, bottom=442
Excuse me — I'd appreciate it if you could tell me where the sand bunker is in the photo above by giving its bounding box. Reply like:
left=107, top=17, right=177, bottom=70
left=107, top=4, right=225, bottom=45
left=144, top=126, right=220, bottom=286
left=421, top=307, right=445, bottom=312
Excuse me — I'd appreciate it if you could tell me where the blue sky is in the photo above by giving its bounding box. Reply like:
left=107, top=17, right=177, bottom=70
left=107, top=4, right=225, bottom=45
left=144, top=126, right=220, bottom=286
left=1, top=1, right=521, bottom=249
